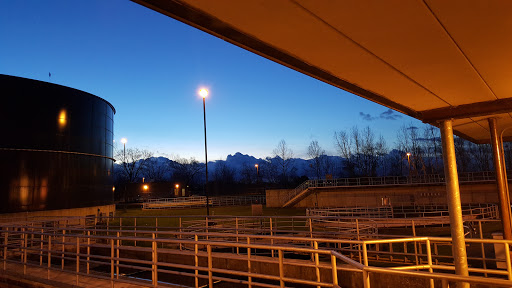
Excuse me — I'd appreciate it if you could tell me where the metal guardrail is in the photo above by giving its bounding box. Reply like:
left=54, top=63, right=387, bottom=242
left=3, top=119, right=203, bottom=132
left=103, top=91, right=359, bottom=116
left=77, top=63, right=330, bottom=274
left=143, top=195, right=266, bottom=209
left=307, top=203, right=499, bottom=219
left=1, top=219, right=512, bottom=288
left=284, top=171, right=500, bottom=207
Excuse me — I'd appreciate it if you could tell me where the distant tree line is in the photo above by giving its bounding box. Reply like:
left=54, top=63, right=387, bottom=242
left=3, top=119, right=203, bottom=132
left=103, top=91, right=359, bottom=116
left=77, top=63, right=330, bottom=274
left=114, top=123, right=509, bottom=200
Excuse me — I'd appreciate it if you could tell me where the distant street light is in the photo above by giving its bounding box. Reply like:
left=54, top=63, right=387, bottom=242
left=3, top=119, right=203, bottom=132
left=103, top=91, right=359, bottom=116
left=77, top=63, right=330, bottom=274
left=121, top=138, right=127, bottom=161
left=143, top=184, right=148, bottom=192
left=200, top=88, right=210, bottom=216
left=255, top=164, right=259, bottom=183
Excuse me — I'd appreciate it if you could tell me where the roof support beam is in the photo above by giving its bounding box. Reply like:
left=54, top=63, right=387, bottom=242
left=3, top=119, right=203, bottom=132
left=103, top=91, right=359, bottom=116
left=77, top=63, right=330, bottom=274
left=440, top=119, right=469, bottom=287
left=420, top=99, right=512, bottom=123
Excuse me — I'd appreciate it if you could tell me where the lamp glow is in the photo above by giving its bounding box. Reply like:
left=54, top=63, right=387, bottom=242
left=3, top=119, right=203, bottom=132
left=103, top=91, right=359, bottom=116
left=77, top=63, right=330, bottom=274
left=121, top=138, right=127, bottom=144
left=199, top=88, right=208, bottom=98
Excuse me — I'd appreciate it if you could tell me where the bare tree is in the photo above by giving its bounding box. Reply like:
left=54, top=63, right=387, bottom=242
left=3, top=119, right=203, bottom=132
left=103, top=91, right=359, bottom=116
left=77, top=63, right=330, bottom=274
left=115, top=148, right=153, bottom=183
left=240, top=163, right=256, bottom=184
left=375, top=135, right=388, bottom=176
left=262, top=157, right=279, bottom=184
left=170, top=157, right=204, bottom=188
left=422, top=125, right=442, bottom=174
left=143, top=157, right=170, bottom=182
left=334, top=130, right=356, bottom=177
left=273, top=140, right=294, bottom=185
left=454, top=136, right=471, bottom=172
left=308, top=140, right=324, bottom=179
left=213, top=162, right=236, bottom=184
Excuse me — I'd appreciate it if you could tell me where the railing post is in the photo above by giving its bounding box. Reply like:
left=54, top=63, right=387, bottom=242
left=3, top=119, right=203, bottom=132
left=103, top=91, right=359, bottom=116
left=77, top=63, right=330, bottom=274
left=119, top=218, right=122, bottom=246
left=179, top=217, right=182, bottom=251
left=236, top=217, right=239, bottom=255
left=426, top=239, right=434, bottom=288
left=194, top=234, right=199, bottom=288
left=270, top=218, right=274, bottom=258
left=314, top=241, right=320, bottom=288
left=362, top=242, right=370, bottom=288
left=61, top=228, right=65, bottom=270
left=278, top=249, right=284, bottom=288
left=134, top=218, right=137, bottom=247
left=206, top=217, right=209, bottom=241
left=506, top=243, right=512, bottom=280
left=152, top=233, right=158, bottom=286
left=76, top=236, right=80, bottom=286
left=40, top=228, right=43, bottom=266
left=478, top=221, right=487, bottom=276
left=331, top=254, right=338, bottom=287
left=48, top=235, right=51, bottom=280
left=309, top=218, right=314, bottom=261
left=23, top=228, right=27, bottom=275
left=356, top=219, right=362, bottom=263
left=116, top=231, right=120, bottom=279
left=3, top=228, right=7, bottom=271
left=247, top=237, right=252, bottom=288
left=110, top=238, right=114, bottom=288
left=87, top=231, right=90, bottom=274
left=412, top=220, right=419, bottom=266
left=207, top=244, right=213, bottom=288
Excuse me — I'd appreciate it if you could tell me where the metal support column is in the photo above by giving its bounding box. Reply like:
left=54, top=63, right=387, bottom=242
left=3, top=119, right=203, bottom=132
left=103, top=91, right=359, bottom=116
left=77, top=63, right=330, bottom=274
left=489, top=118, right=512, bottom=240
left=440, top=120, right=469, bottom=288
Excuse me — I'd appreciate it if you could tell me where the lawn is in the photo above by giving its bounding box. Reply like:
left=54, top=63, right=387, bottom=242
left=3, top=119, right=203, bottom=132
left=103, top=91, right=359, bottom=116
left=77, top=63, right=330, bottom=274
left=111, top=205, right=307, bottom=229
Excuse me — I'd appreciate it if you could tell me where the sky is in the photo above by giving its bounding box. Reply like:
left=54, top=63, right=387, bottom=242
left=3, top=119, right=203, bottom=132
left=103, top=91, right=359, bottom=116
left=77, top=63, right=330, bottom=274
left=0, top=0, right=423, bottom=161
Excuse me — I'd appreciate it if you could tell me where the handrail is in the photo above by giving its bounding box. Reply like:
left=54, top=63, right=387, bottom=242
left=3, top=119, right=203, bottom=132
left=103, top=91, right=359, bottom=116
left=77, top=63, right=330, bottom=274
left=284, top=171, right=504, bottom=206
left=2, top=221, right=512, bottom=288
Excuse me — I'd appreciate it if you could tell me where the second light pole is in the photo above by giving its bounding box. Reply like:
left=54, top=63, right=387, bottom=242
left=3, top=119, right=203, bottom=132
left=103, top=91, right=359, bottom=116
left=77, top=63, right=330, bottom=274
left=199, top=88, right=210, bottom=216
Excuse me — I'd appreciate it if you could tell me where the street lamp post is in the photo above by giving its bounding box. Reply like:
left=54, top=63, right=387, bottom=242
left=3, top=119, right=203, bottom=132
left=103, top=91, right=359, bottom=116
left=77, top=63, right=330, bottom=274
left=255, top=164, right=259, bottom=183
left=121, top=138, right=127, bottom=202
left=406, top=152, right=412, bottom=182
left=199, top=88, right=210, bottom=216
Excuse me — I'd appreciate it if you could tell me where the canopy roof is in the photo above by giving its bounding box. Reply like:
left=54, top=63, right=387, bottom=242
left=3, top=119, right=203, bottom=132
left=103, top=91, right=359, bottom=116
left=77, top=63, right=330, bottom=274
left=133, top=0, right=512, bottom=143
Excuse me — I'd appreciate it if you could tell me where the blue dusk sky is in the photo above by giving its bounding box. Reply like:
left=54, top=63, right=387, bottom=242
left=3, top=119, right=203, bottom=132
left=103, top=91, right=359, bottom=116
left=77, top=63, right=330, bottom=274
left=0, top=1, right=423, bottom=161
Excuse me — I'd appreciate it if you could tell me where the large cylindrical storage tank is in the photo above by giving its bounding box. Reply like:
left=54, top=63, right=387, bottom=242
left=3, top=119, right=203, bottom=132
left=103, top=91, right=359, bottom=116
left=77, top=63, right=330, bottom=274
left=0, top=74, right=115, bottom=213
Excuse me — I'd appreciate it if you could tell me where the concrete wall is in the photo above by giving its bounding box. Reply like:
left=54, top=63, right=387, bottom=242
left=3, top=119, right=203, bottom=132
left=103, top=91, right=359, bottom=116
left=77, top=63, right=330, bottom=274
left=0, top=204, right=115, bottom=223
left=266, top=182, right=502, bottom=208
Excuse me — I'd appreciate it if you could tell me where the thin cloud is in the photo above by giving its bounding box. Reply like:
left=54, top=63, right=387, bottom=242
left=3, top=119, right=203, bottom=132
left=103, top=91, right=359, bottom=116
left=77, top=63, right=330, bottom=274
left=379, top=109, right=402, bottom=120
left=359, top=112, right=377, bottom=121
left=359, top=109, right=402, bottom=121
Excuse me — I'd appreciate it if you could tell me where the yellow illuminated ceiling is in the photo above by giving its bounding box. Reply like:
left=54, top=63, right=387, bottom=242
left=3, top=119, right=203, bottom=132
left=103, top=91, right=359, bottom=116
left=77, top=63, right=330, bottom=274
left=133, top=0, right=512, bottom=143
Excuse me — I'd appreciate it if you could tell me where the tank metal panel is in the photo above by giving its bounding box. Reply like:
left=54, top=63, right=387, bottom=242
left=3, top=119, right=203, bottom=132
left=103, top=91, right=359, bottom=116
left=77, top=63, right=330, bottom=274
left=0, top=74, right=115, bottom=213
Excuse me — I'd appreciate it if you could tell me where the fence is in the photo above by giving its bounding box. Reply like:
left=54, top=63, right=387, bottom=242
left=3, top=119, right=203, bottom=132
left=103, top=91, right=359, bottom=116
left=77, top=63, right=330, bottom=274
left=1, top=218, right=512, bottom=287
left=307, top=203, right=499, bottom=219
left=143, top=195, right=266, bottom=209
left=285, top=171, right=500, bottom=207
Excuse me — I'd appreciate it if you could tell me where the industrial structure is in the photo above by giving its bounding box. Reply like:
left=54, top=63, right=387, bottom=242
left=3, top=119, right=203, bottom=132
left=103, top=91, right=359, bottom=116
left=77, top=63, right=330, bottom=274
left=130, top=1, right=512, bottom=285
left=0, top=74, right=115, bottom=214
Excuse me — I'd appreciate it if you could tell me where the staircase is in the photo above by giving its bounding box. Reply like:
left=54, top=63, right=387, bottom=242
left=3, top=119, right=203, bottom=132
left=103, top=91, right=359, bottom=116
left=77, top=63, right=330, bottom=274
left=282, top=180, right=312, bottom=208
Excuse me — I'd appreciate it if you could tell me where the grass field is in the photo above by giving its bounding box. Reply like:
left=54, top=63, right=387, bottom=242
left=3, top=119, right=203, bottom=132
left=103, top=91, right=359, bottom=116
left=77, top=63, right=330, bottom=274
left=116, top=205, right=306, bottom=217
left=111, top=205, right=307, bottom=228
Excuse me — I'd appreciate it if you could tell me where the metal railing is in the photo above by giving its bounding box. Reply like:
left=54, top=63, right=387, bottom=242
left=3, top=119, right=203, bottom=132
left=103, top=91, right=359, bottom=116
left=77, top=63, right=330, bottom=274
left=143, top=195, right=266, bottom=209
left=307, top=203, right=499, bottom=220
left=284, top=171, right=500, bottom=206
left=1, top=219, right=512, bottom=287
